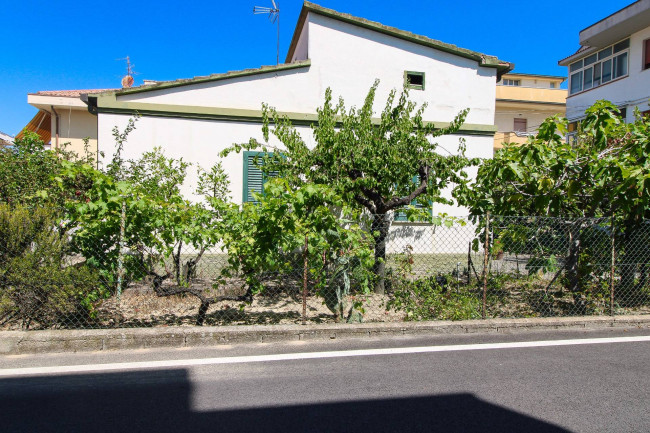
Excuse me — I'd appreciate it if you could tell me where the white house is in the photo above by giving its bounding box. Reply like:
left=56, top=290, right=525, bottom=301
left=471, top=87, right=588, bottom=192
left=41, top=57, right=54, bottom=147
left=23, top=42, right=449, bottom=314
left=86, top=2, right=511, bottom=208
left=559, top=0, right=650, bottom=124
left=72, top=2, right=510, bottom=255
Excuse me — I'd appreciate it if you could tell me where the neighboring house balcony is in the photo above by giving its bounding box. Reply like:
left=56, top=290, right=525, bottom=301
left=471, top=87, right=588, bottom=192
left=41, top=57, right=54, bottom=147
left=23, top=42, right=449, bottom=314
left=495, top=86, right=567, bottom=107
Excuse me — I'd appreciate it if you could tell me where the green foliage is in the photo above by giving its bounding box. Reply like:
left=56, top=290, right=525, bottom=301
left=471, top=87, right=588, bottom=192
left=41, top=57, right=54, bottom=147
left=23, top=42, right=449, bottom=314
left=223, top=81, right=475, bottom=215
left=387, top=247, right=480, bottom=321
left=222, top=81, right=475, bottom=293
left=459, top=101, right=650, bottom=219
left=220, top=178, right=375, bottom=319
left=0, top=204, right=99, bottom=329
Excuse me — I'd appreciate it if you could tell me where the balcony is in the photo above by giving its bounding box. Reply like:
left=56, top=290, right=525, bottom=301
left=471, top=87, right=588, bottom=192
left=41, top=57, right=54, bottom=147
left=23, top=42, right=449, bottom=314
left=496, top=86, right=567, bottom=105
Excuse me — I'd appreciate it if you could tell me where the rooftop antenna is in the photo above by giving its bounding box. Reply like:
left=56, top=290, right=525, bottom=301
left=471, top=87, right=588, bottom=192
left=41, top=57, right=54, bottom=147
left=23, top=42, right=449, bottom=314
left=117, top=56, right=136, bottom=88
left=253, top=0, right=280, bottom=65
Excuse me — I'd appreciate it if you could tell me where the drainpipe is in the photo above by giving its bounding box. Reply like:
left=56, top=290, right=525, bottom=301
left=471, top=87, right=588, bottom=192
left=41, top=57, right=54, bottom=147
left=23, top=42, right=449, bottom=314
left=50, top=105, right=60, bottom=150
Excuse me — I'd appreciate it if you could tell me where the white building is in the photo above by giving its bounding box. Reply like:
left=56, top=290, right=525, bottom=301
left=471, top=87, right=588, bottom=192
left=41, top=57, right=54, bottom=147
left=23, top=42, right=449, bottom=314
left=85, top=1, right=511, bottom=210
left=559, top=0, right=650, bottom=123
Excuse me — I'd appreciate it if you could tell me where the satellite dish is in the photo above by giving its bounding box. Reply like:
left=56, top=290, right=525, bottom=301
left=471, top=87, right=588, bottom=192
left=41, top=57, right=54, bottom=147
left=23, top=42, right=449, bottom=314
left=122, top=75, right=134, bottom=88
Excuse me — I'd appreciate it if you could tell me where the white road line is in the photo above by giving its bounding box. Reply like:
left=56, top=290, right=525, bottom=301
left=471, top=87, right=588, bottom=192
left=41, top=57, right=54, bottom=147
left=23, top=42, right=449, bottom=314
left=2, top=335, right=650, bottom=377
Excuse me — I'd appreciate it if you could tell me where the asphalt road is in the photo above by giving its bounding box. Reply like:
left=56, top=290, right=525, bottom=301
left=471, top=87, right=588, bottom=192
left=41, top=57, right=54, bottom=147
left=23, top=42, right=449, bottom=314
left=1, top=328, right=649, bottom=433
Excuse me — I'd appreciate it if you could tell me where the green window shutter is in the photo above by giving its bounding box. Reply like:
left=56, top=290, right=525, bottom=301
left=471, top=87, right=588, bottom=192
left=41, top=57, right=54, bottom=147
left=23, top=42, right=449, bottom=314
left=394, top=175, right=433, bottom=222
left=243, top=151, right=269, bottom=203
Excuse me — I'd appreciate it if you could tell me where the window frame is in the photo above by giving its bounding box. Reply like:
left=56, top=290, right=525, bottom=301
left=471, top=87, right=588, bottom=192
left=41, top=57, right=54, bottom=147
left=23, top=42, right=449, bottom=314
left=404, top=71, right=425, bottom=91
left=513, top=118, right=528, bottom=133
left=643, top=38, right=650, bottom=71
left=568, top=39, right=630, bottom=96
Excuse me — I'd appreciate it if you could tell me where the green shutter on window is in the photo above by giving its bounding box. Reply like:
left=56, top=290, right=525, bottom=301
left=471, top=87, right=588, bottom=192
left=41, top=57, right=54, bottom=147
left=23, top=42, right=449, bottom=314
left=394, top=175, right=433, bottom=222
left=243, top=151, right=267, bottom=203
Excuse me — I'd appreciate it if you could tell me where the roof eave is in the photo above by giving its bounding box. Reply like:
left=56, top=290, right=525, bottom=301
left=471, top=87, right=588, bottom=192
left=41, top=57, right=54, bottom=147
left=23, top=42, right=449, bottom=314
left=90, top=60, right=312, bottom=98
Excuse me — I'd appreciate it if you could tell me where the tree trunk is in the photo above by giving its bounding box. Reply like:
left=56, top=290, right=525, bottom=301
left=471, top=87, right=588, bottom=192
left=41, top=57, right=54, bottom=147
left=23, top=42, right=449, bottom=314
left=565, top=222, right=586, bottom=314
left=196, top=300, right=210, bottom=326
left=618, top=220, right=644, bottom=306
left=372, top=213, right=390, bottom=295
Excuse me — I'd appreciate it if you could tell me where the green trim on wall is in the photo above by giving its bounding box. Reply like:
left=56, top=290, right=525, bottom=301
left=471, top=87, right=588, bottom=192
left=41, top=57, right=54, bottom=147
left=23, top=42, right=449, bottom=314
left=94, top=96, right=497, bottom=136
left=286, top=1, right=514, bottom=76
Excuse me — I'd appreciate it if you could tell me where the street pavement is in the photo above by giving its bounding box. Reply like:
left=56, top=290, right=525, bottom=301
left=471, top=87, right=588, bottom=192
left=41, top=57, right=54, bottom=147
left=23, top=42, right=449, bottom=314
left=1, top=327, right=649, bottom=432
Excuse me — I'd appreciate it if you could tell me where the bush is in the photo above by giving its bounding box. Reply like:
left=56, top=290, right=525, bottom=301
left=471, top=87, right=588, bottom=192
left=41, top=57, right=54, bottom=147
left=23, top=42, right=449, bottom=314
left=0, top=205, right=99, bottom=329
left=387, top=247, right=480, bottom=321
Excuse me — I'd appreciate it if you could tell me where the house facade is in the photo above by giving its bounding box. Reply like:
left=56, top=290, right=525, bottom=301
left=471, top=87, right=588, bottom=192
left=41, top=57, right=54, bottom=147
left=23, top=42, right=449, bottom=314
left=494, top=73, right=567, bottom=150
left=86, top=2, right=511, bottom=213
left=21, top=89, right=114, bottom=155
left=0, top=131, right=13, bottom=147
left=559, top=0, right=650, bottom=123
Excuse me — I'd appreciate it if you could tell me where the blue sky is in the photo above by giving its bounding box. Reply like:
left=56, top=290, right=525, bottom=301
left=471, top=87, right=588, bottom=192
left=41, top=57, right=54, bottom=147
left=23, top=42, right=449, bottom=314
left=0, top=0, right=632, bottom=136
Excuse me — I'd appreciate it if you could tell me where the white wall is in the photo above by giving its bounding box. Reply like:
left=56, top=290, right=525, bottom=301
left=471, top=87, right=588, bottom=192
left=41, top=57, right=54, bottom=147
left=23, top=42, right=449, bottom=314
left=97, top=10, right=499, bottom=254
left=115, top=12, right=498, bottom=128
left=307, top=14, right=497, bottom=126
left=566, top=26, right=650, bottom=121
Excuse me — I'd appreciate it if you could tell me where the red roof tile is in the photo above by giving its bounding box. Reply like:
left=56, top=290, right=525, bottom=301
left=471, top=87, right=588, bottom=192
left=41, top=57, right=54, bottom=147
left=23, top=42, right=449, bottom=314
left=36, top=89, right=117, bottom=97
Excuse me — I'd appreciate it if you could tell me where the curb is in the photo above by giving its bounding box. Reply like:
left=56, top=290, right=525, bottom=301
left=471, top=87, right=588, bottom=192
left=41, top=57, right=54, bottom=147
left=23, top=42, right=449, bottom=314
left=2, top=315, right=650, bottom=355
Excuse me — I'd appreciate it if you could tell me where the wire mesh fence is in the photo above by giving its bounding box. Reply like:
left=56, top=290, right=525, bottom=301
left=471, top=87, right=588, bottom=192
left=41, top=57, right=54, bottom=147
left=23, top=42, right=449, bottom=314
left=2, top=211, right=650, bottom=330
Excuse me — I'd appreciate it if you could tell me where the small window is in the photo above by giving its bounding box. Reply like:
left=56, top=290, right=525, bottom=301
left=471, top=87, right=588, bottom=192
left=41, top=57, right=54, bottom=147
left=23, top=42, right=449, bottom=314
left=644, top=39, right=650, bottom=70
left=514, top=118, right=527, bottom=133
left=502, top=79, right=521, bottom=86
left=405, top=71, right=425, bottom=90
left=614, top=39, right=629, bottom=53
left=550, top=82, right=556, bottom=89
left=618, top=107, right=627, bottom=122
left=394, top=175, right=432, bottom=222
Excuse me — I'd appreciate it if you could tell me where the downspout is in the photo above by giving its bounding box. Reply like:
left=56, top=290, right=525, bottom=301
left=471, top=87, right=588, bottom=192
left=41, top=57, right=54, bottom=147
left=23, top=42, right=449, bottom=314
left=50, top=105, right=60, bottom=150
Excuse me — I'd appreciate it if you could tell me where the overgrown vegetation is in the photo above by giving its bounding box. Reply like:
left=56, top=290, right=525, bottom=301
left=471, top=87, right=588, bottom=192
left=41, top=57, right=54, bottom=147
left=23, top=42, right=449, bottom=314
left=1, top=93, right=649, bottom=329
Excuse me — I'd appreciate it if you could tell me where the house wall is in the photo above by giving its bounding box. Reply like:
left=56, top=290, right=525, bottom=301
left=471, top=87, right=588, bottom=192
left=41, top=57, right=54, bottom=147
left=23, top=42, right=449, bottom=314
left=52, top=108, right=98, bottom=159
left=566, top=26, right=650, bottom=121
left=97, top=10, right=502, bottom=254
left=306, top=14, right=498, bottom=127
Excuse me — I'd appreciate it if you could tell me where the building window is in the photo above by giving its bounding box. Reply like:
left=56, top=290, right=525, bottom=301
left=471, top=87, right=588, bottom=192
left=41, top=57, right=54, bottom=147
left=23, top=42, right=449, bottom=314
left=550, top=82, right=556, bottom=89
left=404, top=71, right=425, bottom=90
left=644, top=39, right=650, bottom=70
left=243, top=151, right=276, bottom=203
left=618, top=107, right=627, bottom=122
left=502, top=79, right=521, bottom=86
left=394, top=175, right=432, bottom=222
left=514, top=118, right=528, bottom=133
left=568, top=39, right=629, bottom=95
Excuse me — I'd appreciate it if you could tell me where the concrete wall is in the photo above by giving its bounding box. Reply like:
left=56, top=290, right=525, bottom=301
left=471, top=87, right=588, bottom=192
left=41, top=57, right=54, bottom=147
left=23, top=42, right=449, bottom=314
left=566, top=26, right=650, bottom=121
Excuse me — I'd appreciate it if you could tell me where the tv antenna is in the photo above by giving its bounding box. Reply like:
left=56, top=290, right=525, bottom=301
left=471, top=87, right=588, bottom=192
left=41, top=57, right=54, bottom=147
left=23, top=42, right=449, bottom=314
left=117, top=56, right=137, bottom=88
left=253, top=0, right=280, bottom=65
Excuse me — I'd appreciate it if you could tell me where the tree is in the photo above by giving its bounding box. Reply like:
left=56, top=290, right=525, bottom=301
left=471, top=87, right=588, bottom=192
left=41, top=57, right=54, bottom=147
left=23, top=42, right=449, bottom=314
left=223, top=81, right=475, bottom=293
left=457, top=101, right=650, bottom=307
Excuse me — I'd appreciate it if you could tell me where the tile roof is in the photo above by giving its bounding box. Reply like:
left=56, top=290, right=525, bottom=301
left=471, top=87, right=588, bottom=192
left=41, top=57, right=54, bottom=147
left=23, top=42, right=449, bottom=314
left=36, top=89, right=117, bottom=98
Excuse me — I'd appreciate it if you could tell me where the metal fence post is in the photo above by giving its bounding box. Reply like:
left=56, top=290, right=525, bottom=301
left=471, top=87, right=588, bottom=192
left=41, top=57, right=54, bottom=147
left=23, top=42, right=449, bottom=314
left=302, top=234, right=308, bottom=325
left=482, top=212, right=490, bottom=319
left=610, top=216, right=616, bottom=316
left=116, top=197, right=127, bottom=300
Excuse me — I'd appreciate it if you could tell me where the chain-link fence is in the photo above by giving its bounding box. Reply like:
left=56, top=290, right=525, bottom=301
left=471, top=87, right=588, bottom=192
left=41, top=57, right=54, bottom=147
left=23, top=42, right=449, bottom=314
left=2, top=211, right=650, bottom=330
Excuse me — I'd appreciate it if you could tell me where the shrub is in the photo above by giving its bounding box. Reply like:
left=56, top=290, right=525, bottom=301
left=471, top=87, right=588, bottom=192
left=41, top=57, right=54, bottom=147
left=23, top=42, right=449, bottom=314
left=0, top=205, right=98, bottom=329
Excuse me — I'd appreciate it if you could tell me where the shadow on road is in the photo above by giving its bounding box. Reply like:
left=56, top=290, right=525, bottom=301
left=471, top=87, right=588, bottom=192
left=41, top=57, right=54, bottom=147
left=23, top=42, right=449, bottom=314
left=0, top=369, right=570, bottom=432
